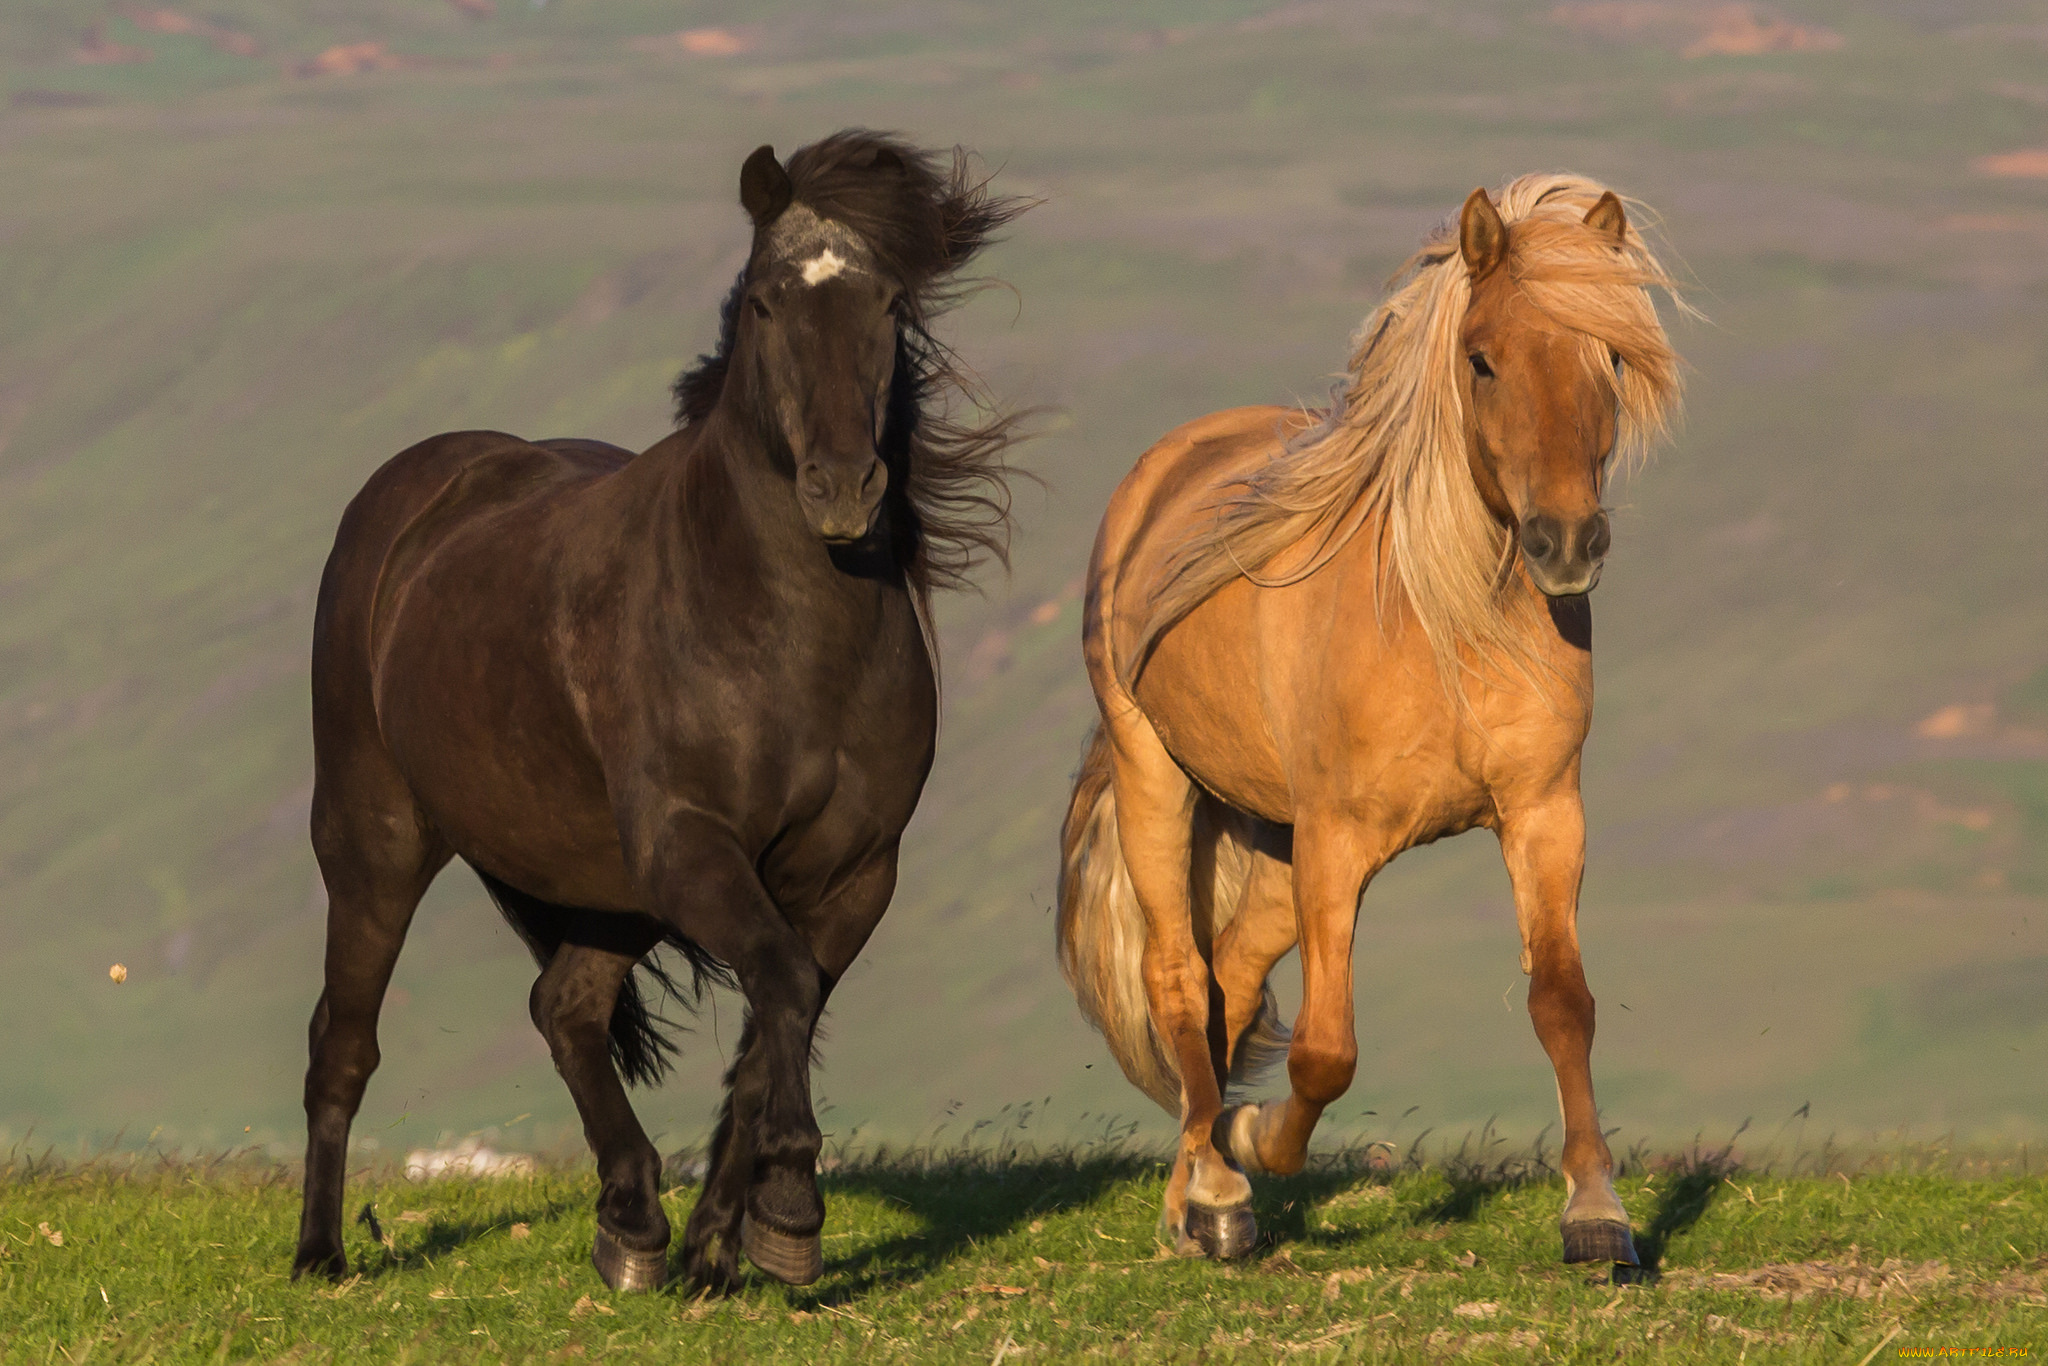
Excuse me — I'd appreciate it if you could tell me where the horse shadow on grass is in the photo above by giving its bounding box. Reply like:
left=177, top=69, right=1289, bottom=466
left=782, top=1149, right=1153, bottom=1305
left=350, top=1194, right=581, bottom=1279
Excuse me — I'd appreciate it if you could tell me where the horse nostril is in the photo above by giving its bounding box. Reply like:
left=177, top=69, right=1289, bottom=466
left=859, top=457, right=887, bottom=502
left=797, top=463, right=832, bottom=503
left=1584, top=513, right=1612, bottom=562
left=1519, top=516, right=1559, bottom=564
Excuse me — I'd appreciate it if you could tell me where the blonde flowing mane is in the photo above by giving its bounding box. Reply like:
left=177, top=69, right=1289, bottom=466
left=1131, top=173, right=1687, bottom=691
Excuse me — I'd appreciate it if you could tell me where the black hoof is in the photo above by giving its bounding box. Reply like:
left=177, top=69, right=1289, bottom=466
left=291, top=1243, right=347, bottom=1282
left=1561, top=1218, right=1638, bottom=1265
left=741, top=1214, right=823, bottom=1286
left=1186, top=1200, right=1259, bottom=1261
left=591, top=1225, right=669, bottom=1292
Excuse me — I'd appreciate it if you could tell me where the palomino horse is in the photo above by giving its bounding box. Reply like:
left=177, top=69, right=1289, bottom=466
left=1058, top=176, right=1684, bottom=1264
left=293, top=132, right=1028, bottom=1292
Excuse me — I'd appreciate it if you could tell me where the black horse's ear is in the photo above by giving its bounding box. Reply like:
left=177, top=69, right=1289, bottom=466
left=869, top=145, right=905, bottom=175
left=740, top=145, right=793, bottom=228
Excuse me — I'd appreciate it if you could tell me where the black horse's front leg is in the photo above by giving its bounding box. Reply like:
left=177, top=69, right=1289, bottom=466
left=625, top=812, right=832, bottom=1289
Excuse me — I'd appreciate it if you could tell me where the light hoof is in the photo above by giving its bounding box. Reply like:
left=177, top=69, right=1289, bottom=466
left=591, top=1225, right=669, bottom=1292
left=1560, top=1217, right=1638, bottom=1266
left=741, top=1213, right=823, bottom=1286
left=1186, top=1199, right=1259, bottom=1261
left=1216, top=1104, right=1268, bottom=1176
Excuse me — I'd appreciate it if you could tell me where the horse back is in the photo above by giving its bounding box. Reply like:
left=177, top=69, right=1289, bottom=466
left=313, top=433, right=625, bottom=741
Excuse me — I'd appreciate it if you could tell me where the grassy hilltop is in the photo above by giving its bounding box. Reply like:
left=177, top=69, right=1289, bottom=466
left=0, top=0, right=2044, bottom=1163
left=4, top=1149, right=2047, bottom=1362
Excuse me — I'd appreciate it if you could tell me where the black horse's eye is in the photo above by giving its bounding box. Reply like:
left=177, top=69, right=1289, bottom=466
left=1468, top=352, right=1494, bottom=380
left=748, top=296, right=771, bottom=321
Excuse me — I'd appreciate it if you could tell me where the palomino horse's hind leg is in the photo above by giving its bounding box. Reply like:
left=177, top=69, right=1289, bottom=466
left=529, top=932, right=670, bottom=1292
left=1219, top=819, right=1377, bottom=1181
left=1105, top=712, right=1255, bottom=1259
left=1499, top=798, right=1637, bottom=1266
left=293, top=782, right=447, bottom=1280
left=1208, top=846, right=1300, bottom=1171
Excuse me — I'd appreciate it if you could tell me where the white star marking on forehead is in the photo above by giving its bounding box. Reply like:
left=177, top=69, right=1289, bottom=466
left=800, top=249, right=850, bottom=286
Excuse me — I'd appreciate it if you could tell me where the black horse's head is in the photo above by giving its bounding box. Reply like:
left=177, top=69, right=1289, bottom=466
left=729, top=147, right=897, bottom=542
left=674, top=132, right=1031, bottom=565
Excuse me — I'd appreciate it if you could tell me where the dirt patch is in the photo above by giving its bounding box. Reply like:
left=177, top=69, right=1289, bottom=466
left=1974, top=149, right=2048, bottom=179
left=1663, top=1257, right=1949, bottom=1300
left=629, top=28, right=756, bottom=58
left=122, top=7, right=260, bottom=57
left=1550, top=3, right=1844, bottom=58
left=296, top=42, right=428, bottom=78
left=74, top=21, right=151, bottom=65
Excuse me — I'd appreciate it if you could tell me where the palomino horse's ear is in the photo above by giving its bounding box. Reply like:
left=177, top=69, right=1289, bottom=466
left=1459, top=187, right=1508, bottom=279
left=1584, top=190, right=1628, bottom=244
left=739, top=145, right=793, bottom=228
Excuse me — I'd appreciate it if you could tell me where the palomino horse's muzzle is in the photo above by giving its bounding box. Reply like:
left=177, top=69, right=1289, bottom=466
left=796, top=454, right=887, bottom=543
left=1519, top=510, right=1611, bottom=598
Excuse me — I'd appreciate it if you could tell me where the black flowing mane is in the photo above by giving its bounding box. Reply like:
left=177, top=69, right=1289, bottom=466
left=672, top=130, right=1033, bottom=598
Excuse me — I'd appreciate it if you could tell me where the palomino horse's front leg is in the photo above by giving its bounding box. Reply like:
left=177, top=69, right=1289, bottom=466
left=1105, top=706, right=1254, bottom=1258
left=1219, top=818, right=1374, bottom=1178
left=1500, top=796, right=1637, bottom=1265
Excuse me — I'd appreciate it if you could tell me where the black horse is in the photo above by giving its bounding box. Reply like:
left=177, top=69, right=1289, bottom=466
left=291, top=131, right=1029, bottom=1292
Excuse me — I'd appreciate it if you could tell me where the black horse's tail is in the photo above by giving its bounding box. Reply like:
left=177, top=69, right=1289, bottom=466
left=469, top=864, right=732, bottom=1088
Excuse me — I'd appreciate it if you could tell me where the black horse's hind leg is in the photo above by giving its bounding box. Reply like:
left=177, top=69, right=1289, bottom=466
left=293, top=784, right=447, bottom=1280
left=529, top=931, right=671, bottom=1291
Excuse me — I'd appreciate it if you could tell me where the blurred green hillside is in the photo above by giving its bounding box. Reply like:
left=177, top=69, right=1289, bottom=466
left=0, top=0, right=2044, bottom=1160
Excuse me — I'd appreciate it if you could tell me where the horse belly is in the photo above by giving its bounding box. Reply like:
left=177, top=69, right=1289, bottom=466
left=373, top=578, right=638, bottom=911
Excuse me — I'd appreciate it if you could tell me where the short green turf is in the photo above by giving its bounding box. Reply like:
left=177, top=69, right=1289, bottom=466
left=4, top=1152, right=2044, bottom=1362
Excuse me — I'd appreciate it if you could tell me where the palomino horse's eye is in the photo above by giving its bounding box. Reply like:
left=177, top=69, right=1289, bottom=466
left=1468, top=352, right=1494, bottom=380
left=1610, top=349, right=1623, bottom=377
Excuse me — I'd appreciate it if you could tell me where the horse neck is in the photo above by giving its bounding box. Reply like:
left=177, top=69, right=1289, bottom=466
left=646, top=405, right=909, bottom=626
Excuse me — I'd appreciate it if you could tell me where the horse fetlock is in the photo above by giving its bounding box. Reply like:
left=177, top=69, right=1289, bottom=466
left=290, top=1240, right=347, bottom=1282
left=746, top=1164, right=824, bottom=1237
left=1186, top=1152, right=1253, bottom=1209
left=1561, top=1169, right=1630, bottom=1227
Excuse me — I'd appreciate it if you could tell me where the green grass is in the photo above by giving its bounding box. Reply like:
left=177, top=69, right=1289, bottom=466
left=4, top=1149, right=2044, bottom=1363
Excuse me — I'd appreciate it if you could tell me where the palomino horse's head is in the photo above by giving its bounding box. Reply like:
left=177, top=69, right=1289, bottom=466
left=728, top=144, right=903, bottom=544
left=1456, top=187, right=1631, bottom=599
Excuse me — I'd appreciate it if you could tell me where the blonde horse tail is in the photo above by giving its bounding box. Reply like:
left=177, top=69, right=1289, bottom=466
left=1057, top=723, right=1292, bottom=1116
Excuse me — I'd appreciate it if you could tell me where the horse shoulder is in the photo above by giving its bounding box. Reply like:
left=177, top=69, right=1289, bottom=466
left=1093, top=406, right=1311, bottom=686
